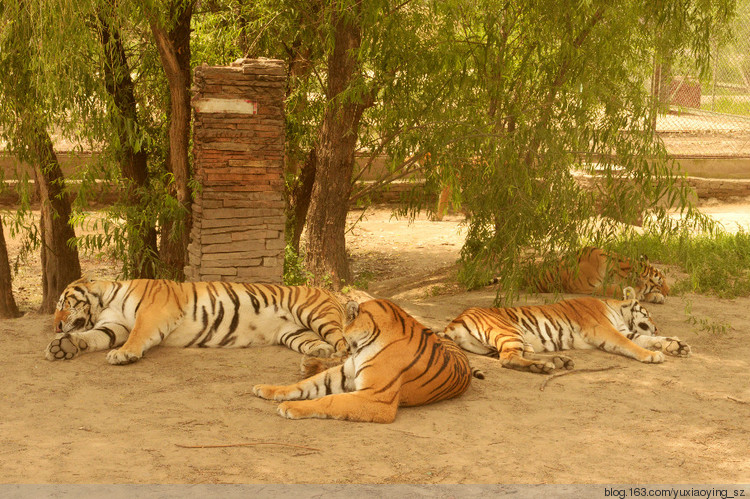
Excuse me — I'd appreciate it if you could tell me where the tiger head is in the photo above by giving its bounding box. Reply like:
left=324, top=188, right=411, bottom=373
left=619, top=296, right=659, bottom=337
left=53, top=278, right=98, bottom=335
left=637, top=255, right=670, bottom=301
left=342, top=300, right=372, bottom=353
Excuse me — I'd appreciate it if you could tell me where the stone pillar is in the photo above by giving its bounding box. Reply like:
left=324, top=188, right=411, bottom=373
left=186, top=58, right=286, bottom=283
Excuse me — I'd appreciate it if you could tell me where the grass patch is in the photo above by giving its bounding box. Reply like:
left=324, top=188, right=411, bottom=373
left=611, top=229, right=750, bottom=299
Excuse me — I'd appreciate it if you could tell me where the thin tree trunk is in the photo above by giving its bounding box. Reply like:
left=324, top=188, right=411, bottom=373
left=150, top=2, right=193, bottom=280
left=31, top=126, right=82, bottom=313
left=0, top=216, right=21, bottom=318
left=290, top=147, right=317, bottom=253
left=97, top=12, right=157, bottom=278
left=305, top=0, right=370, bottom=289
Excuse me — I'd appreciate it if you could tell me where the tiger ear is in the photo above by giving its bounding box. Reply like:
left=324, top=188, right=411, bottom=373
left=345, top=301, right=360, bottom=322
left=623, top=286, right=637, bottom=301
left=640, top=254, right=649, bottom=264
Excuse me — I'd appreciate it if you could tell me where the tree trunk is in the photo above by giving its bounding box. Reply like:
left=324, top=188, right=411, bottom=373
left=97, top=12, right=157, bottom=278
left=283, top=30, right=317, bottom=254
left=289, top=147, right=317, bottom=254
left=0, top=217, right=21, bottom=318
left=150, top=1, right=193, bottom=280
left=32, top=126, right=82, bottom=313
left=305, top=1, right=369, bottom=289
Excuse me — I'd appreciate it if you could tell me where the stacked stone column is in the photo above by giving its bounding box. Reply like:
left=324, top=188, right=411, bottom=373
left=185, top=58, right=286, bottom=283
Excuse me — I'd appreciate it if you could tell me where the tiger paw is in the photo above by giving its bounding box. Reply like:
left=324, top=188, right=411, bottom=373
left=45, top=334, right=87, bottom=361
left=106, top=348, right=140, bottom=365
left=299, top=355, right=346, bottom=378
left=253, top=384, right=286, bottom=401
left=663, top=338, right=691, bottom=357
left=277, top=401, right=313, bottom=420
left=643, top=351, right=665, bottom=363
left=552, top=355, right=575, bottom=370
left=646, top=293, right=666, bottom=304
left=527, top=361, right=556, bottom=374
left=306, top=343, right=335, bottom=358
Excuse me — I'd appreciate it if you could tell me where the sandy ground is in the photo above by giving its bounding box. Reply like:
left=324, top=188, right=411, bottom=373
left=1, top=206, right=750, bottom=484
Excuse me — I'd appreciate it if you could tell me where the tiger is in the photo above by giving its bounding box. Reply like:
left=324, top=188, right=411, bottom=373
left=532, top=246, right=670, bottom=304
left=443, top=288, right=690, bottom=374
left=252, top=299, right=483, bottom=423
left=45, top=278, right=348, bottom=365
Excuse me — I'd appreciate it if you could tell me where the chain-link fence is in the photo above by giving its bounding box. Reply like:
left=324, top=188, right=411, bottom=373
left=654, top=0, right=750, bottom=158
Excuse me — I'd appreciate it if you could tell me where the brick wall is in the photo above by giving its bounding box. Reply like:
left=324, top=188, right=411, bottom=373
left=185, top=58, right=286, bottom=283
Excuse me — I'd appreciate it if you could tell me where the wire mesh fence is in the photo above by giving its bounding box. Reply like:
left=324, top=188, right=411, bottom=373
left=655, top=0, right=750, bottom=157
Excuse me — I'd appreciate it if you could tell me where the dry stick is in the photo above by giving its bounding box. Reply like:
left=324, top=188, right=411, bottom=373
left=539, top=366, right=624, bottom=392
left=727, top=396, right=749, bottom=405
left=175, top=442, right=321, bottom=452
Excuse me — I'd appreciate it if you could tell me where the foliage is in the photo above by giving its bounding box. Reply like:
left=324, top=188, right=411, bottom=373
left=683, top=298, right=733, bottom=334
left=0, top=0, right=741, bottom=296
left=283, top=244, right=313, bottom=286
left=404, top=0, right=735, bottom=303
left=611, top=227, right=750, bottom=299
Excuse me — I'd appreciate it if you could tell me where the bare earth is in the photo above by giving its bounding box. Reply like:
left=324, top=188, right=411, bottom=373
left=2, top=205, right=750, bottom=484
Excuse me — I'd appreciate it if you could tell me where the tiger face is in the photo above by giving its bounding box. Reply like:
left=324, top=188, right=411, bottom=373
left=53, top=286, right=95, bottom=335
left=620, top=299, right=659, bottom=337
left=637, top=255, right=669, bottom=300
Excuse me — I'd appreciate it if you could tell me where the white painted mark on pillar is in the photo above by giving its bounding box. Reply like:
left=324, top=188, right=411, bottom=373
left=194, top=98, right=258, bottom=115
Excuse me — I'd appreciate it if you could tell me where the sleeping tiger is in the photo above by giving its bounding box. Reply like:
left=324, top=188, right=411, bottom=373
left=443, top=288, right=690, bottom=374
left=253, top=299, right=482, bottom=423
left=45, top=278, right=347, bottom=365
left=533, top=246, right=670, bottom=304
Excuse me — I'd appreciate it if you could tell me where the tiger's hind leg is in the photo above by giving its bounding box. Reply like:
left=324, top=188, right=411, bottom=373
left=254, top=362, right=353, bottom=401
left=523, top=345, right=575, bottom=370
left=442, top=323, right=496, bottom=356
left=277, top=327, right=336, bottom=357
left=277, top=392, right=400, bottom=423
left=299, top=354, right=347, bottom=378
left=494, top=336, right=559, bottom=374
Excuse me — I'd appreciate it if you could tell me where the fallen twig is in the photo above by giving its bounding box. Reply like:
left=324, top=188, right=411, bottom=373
left=175, top=442, right=321, bottom=452
left=727, top=396, right=749, bottom=405
left=539, top=366, right=624, bottom=391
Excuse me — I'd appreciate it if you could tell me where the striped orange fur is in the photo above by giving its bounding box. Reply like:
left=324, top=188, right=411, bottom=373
left=45, top=278, right=347, bottom=365
left=444, top=290, right=690, bottom=374
left=253, top=299, right=481, bottom=423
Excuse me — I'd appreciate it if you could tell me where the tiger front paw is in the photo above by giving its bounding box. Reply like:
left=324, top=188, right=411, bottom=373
left=643, top=351, right=665, bottom=364
left=45, top=334, right=87, bottom=361
left=644, top=293, right=666, bottom=304
left=663, top=338, right=691, bottom=357
left=106, top=348, right=141, bottom=365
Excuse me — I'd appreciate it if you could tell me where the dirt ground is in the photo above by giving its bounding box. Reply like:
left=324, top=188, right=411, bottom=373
left=2, top=205, right=750, bottom=484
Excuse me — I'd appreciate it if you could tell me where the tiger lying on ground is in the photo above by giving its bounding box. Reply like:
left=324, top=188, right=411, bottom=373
left=45, top=278, right=347, bottom=365
left=443, top=288, right=690, bottom=374
left=532, top=246, right=670, bottom=304
left=253, top=299, right=482, bottom=423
